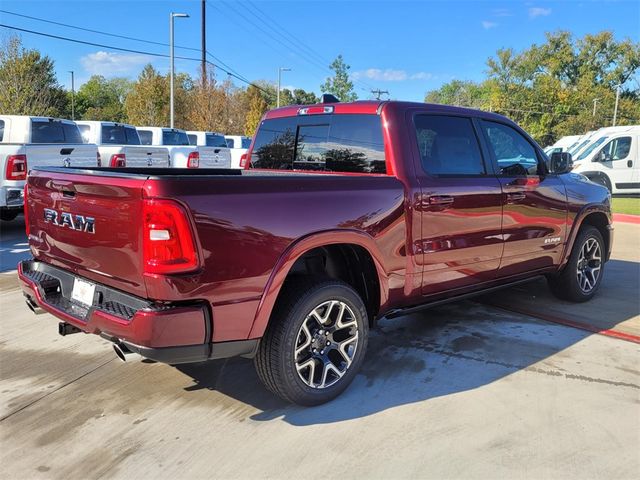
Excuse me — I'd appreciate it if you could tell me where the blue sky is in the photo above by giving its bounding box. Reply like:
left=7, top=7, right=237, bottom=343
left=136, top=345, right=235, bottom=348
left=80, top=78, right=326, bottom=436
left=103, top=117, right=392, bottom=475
left=1, top=0, right=639, bottom=101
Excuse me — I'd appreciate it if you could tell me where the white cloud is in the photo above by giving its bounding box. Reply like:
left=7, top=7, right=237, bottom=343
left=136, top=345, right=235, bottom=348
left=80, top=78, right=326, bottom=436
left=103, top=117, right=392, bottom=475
left=352, top=68, right=433, bottom=82
left=528, top=7, right=552, bottom=18
left=492, top=8, right=513, bottom=17
left=80, top=51, right=152, bottom=77
left=482, top=20, right=499, bottom=29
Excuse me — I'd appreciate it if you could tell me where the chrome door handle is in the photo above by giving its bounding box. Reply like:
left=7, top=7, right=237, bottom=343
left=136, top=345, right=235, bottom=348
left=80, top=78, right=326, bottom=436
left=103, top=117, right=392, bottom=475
left=429, top=195, right=454, bottom=205
left=506, top=192, right=526, bottom=203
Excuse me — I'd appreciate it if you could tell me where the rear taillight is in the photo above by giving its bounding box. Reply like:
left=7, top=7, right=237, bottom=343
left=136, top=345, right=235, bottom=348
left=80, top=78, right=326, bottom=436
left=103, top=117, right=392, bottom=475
left=97, top=152, right=102, bottom=166
left=142, top=199, right=199, bottom=275
left=239, top=153, right=248, bottom=169
left=187, top=151, right=199, bottom=168
left=6, top=154, right=27, bottom=180
left=24, top=183, right=29, bottom=237
left=110, top=154, right=126, bottom=167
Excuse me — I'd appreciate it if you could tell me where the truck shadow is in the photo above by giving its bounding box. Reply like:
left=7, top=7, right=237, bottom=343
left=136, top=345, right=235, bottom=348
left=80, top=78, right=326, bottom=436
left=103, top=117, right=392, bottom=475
left=175, top=290, right=626, bottom=426
left=0, top=216, right=31, bottom=272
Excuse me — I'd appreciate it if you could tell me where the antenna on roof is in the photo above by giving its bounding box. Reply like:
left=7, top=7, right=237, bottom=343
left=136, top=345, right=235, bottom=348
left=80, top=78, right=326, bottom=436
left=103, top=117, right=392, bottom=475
left=320, top=94, right=340, bottom=104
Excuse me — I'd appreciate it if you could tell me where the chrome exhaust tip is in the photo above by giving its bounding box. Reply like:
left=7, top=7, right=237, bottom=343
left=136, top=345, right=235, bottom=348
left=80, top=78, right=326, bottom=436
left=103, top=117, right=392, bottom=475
left=25, top=296, right=44, bottom=315
left=113, top=342, right=142, bottom=363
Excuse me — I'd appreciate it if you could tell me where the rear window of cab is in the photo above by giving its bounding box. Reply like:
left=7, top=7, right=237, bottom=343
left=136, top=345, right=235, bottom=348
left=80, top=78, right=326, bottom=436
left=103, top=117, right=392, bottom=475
left=250, top=114, right=386, bottom=174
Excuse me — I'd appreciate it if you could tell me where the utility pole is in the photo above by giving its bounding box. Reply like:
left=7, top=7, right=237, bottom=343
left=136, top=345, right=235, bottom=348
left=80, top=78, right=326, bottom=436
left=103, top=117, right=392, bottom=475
left=277, top=67, right=291, bottom=108
left=592, top=98, right=599, bottom=117
left=69, top=71, right=75, bottom=120
left=371, top=89, right=389, bottom=100
left=170, top=12, right=189, bottom=128
left=201, top=0, right=206, bottom=83
left=612, top=84, right=621, bottom=127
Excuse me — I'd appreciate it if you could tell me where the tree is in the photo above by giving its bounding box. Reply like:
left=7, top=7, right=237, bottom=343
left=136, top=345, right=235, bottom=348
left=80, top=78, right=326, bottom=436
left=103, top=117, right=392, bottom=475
left=424, top=30, right=640, bottom=145
left=320, top=55, right=358, bottom=102
left=292, top=88, right=319, bottom=105
left=0, top=35, right=67, bottom=116
left=124, top=64, right=191, bottom=127
left=75, top=75, right=132, bottom=122
left=244, top=85, right=268, bottom=136
left=187, top=66, right=227, bottom=132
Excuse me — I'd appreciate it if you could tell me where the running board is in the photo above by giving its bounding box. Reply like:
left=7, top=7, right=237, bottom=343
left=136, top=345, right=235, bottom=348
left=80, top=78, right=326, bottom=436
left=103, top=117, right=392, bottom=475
left=384, top=276, right=543, bottom=319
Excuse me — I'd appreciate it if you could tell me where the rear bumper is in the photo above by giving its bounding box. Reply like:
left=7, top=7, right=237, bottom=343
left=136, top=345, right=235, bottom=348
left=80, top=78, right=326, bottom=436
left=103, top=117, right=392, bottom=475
left=18, top=259, right=258, bottom=364
left=0, top=184, right=24, bottom=208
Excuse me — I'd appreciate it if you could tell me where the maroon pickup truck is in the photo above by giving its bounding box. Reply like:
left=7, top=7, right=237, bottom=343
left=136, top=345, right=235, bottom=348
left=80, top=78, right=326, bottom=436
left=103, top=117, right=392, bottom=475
left=19, top=100, right=612, bottom=405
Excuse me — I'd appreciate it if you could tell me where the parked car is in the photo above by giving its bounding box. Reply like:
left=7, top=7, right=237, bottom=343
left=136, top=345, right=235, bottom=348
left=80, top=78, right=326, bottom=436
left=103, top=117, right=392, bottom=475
left=0, top=115, right=98, bottom=221
left=225, top=135, right=252, bottom=168
left=186, top=131, right=232, bottom=168
left=76, top=121, right=169, bottom=168
left=19, top=100, right=612, bottom=405
left=571, top=125, right=640, bottom=194
left=136, top=127, right=198, bottom=168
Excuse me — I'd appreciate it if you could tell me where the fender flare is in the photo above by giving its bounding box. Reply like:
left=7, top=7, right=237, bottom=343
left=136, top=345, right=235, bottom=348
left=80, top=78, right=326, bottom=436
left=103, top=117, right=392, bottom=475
left=247, top=230, right=389, bottom=339
left=560, top=203, right=612, bottom=269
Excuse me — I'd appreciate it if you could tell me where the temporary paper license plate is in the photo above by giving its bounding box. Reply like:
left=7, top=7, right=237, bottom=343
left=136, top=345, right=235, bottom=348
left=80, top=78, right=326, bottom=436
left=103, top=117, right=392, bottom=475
left=71, top=278, right=95, bottom=306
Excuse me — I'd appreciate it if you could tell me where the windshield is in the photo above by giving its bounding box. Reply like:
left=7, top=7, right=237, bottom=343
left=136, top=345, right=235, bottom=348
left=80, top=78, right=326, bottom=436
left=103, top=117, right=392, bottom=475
left=569, top=139, right=590, bottom=155
left=577, top=136, right=607, bottom=160
left=162, top=130, right=190, bottom=145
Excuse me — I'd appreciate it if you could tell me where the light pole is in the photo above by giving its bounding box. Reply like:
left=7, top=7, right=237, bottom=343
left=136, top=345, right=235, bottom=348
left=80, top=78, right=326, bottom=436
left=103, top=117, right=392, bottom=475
left=170, top=12, right=189, bottom=128
left=592, top=98, right=599, bottom=117
left=277, top=67, right=291, bottom=108
left=69, top=71, right=75, bottom=120
left=612, top=84, right=621, bottom=127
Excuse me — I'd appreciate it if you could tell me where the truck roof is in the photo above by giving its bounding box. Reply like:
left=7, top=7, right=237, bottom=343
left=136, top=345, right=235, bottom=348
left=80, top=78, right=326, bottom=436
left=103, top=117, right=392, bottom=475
left=262, top=100, right=514, bottom=124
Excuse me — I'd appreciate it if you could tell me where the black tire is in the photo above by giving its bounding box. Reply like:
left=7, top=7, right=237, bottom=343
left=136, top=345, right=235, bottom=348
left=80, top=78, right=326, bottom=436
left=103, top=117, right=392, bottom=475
left=0, top=209, right=19, bottom=221
left=547, top=226, right=605, bottom=302
left=590, top=174, right=612, bottom=193
left=254, top=278, right=369, bottom=406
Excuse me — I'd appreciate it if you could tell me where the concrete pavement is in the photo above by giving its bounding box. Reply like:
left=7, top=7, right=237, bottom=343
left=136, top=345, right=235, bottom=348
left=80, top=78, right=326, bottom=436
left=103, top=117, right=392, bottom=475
left=0, top=220, right=638, bottom=479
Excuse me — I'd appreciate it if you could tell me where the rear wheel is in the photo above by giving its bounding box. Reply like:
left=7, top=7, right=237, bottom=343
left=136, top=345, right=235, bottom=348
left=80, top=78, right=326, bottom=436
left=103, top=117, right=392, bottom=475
left=548, top=226, right=605, bottom=302
left=254, top=278, right=368, bottom=405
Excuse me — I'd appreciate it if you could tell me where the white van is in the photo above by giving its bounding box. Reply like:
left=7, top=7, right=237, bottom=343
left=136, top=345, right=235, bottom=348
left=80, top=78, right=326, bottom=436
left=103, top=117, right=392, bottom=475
left=571, top=125, right=640, bottom=194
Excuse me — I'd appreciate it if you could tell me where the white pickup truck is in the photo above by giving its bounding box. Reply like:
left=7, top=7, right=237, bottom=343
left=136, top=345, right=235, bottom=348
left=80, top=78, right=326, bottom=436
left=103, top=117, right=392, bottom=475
left=136, top=127, right=199, bottom=168
left=186, top=131, right=232, bottom=169
left=77, top=121, right=169, bottom=168
left=0, top=115, right=98, bottom=220
left=224, top=135, right=252, bottom=168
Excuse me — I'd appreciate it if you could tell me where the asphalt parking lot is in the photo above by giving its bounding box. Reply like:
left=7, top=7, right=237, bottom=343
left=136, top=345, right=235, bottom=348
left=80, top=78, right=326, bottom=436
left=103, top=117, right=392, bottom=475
left=1, top=218, right=638, bottom=479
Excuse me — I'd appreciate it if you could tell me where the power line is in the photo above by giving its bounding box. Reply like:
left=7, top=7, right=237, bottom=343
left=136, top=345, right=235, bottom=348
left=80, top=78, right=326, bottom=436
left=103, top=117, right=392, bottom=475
left=209, top=0, right=372, bottom=94
left=0, top=9, right=263, bottom=95
left=0, top=23, right=274, bottom=98
left=0, top=9, right=200, bottom=53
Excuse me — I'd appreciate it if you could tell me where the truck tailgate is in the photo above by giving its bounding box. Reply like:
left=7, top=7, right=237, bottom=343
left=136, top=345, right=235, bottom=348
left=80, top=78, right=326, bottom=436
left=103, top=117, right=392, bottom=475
left=198, top=146, right=232, bottom=168
left=124, top=146, right=169, bottom=168
left=25, top=144, right=98, bottom=168
left=27, top=169, right=148, bottom=297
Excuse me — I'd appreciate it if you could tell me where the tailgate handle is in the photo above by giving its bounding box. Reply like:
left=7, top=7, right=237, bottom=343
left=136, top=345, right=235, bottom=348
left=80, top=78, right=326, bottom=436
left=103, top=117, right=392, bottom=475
left=62, top=190, right=76, bottom=198
left=60, top=148, right=74, bottom=155
left=214, top=149, right=221, bottom=153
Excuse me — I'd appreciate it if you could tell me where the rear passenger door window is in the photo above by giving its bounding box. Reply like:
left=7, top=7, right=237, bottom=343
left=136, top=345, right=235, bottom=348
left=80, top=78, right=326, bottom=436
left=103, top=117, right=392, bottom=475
left=138, top=130, right=152, bottom=145
left=481, top=120, right=540, bottom=176
left=414, top=115, right=485, bottom=175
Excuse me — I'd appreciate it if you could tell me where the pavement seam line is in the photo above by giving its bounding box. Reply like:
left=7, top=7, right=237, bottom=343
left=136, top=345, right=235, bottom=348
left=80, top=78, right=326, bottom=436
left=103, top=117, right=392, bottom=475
left=0, top=357, right=116, bottom=422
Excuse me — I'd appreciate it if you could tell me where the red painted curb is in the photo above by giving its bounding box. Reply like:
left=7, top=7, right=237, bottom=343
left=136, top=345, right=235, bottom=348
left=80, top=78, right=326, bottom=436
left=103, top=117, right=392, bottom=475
left=613, top=213, right=640, bottom=224
left=482, top=302, right=640, bottom=345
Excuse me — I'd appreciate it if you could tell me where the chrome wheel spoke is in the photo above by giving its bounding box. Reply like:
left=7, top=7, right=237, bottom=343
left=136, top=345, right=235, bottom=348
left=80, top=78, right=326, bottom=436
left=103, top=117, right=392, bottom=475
left=294, top=299, right=359, bottom=389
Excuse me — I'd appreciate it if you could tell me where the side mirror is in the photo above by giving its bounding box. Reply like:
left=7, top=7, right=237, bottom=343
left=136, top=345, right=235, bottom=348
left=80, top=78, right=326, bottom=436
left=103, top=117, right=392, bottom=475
left=549, top=151, right=573, bottom=174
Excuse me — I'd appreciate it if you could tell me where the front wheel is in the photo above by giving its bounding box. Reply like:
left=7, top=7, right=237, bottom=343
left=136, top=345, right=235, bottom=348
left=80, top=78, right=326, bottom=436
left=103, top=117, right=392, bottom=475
left=548, top=226, right=605, bottom=302
left=254, top=278, right=369, bottom=406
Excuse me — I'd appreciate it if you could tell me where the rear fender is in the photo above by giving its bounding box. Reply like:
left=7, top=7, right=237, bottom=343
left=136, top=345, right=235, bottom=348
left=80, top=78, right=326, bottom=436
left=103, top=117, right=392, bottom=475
left=247, top=230, right=389, bottom=339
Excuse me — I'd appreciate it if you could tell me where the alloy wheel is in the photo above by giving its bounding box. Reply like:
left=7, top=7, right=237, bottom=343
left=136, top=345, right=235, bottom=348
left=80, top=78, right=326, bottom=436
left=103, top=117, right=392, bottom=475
left=576, top=237, right=602, bottom=293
